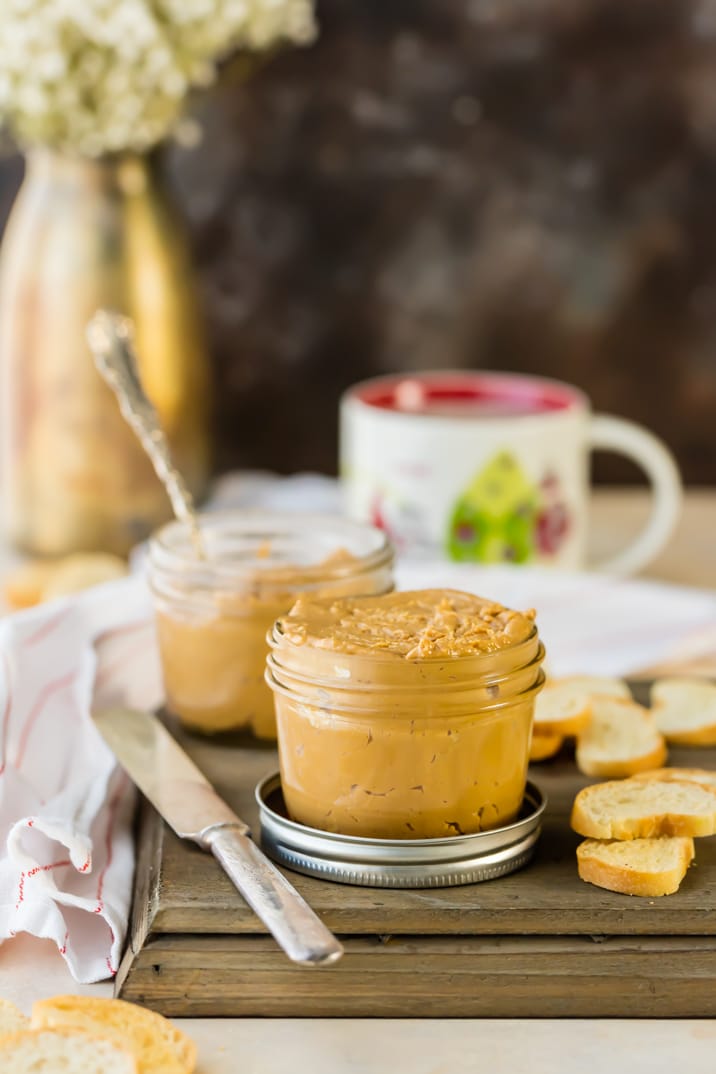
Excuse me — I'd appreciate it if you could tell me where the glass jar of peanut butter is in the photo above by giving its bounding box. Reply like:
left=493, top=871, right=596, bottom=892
left=149, top=512, right=394, bottom=739
left=266, top=589, right=545, bottom=839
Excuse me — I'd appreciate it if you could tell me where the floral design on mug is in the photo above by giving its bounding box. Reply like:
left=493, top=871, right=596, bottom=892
left=535, top=471, right=571, bottom=556
left=370, top=490, right=434, bottom=555
left=447, top=453, right=570, bottom=563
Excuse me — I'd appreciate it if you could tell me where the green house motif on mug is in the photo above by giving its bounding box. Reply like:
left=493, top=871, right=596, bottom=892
left=447, top=451, right=539, bottom=563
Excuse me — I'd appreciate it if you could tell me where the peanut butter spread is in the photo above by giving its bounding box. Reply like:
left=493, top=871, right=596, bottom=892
left=268, top=588, right=544, bottom=839
left=213, top=546, right=359, bottom=612
left=155, top=546, right=389, bottom=739
left=279, top=589, right=535, bottom=659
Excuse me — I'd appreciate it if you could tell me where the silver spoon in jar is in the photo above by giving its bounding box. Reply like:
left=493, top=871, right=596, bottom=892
left=86, top=309, right=344, bottom=967
left=86, top=309, right=207, bottom=559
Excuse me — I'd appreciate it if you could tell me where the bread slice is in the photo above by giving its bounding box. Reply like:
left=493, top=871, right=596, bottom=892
left=571, top=778, right=716, bottom=839
left=650, top=678, right=716, bottom=746
left=529, top=730, right=564, bottom=761
left=0, top=998, right=29, bottom=1037
left=553, top=675, right=631, bottom=699
left=41, top=553, right=127, bottom=600
left=31, top=996, right=195, bottom=1074
left=0, top=1026, right=136, bottom=1073
left=576, top=837, right=695, bottom=897
left=533, top=684, right=593, bottom=736
left=3, top=561, right=58, bottom=610
left=631, top=767, right=716, bottom=790
left=3, top=553, right=127, bottom=609
left=533, top=675, right=632, bottom=738
left=575, top=698, right=667, bottom=779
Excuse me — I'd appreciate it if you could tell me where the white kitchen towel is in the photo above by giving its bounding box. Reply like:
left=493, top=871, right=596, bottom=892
left=0, top=575, right=155, bottom=984
left=394, top=561, right=716, bottom=677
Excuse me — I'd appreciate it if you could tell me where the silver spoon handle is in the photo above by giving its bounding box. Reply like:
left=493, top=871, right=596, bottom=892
left=87, top=310, right=206, bottom=558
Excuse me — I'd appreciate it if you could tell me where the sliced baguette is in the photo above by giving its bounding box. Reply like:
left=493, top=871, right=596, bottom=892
left=552, top=675, right=631, bottom=699
left=31, top=996, right=195, bottom=1074
left=575, top=698, right=667, bottom=779
left=0, top=998, right=29, bottom=1037
left=533, top=684, right=593, bottom=736
left=529, top=730, right=564, bottom=761
left=631, top=767, right=716, bottom=790
left=0, top=1026, right=136, bottom=1073
left=533, top=675, right=631, bottom=738
left=3, top=561, right=58, bottom=610
left=41, top=553, right=127, bottom=600
left=3, top=553, right=128, bottom=610
left=650, top=677, right=716, bottom=746
left=576, top=837, right=694, bottom=897
left=571, top=778, right=716, bottom=840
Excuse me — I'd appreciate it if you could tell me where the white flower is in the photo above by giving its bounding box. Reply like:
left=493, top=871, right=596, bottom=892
left=0, top=0, right=317, bottom=155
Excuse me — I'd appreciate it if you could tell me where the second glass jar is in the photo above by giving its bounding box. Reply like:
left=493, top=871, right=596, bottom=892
left=149, top=511, right=394, bottom=739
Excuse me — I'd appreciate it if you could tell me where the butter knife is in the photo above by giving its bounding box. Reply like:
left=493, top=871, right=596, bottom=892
left=93, top=707, right=344, bottom=967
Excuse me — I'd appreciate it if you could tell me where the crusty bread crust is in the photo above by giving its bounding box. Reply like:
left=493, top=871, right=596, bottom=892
left=41, top=554, right=127, bottom=600
left=0, top=998, right=29, bottom=1037
left=652, top=720, right=716, bottom=747
left=31, top=995, right=195, bottom=1074
left=576, top=740, right=668, bottom=780
left=576, top=837, right=694, bottom=897
left=3, top=561, right=57, bottom=610
left=631, top=767, right=716, bottom=789
left=533, top=687, right=592, bottom=736
left=3, top=554, right=128, bottom=609
left=552, top=675, right=631, bottom=699
left=529, top=731, right=564, bottom=761
left=571, top=778, right=716, bottom=840
left=651, top=678, right=716, bottom=746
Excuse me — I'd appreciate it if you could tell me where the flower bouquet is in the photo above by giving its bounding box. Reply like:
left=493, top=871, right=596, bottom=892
left=0, top=0, right=316, bottom=556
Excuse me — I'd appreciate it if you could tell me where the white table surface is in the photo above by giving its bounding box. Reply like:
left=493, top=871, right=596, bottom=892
left=2, top=935, right=716, bottom=1074
left=2, top=937, right=716, bottom=1074
left=2, top=488, right=716, bottom=1073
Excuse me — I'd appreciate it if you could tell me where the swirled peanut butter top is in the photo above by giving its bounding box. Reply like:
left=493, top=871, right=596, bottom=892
left=278, top=589, right=536, bottom=659
left=249, top=543, right=356, bottom=573
left=214, top=546, right=361, bottom=612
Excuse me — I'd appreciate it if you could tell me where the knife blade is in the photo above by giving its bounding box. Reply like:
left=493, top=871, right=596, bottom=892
left=93, top=707, right=343, bottom=967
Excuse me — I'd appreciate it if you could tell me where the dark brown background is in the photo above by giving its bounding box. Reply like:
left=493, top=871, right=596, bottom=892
left=2, top=0, right=716, bottom=483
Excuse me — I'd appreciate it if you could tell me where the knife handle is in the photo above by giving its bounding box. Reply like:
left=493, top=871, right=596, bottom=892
left=204, top=825, right=344, bottom=966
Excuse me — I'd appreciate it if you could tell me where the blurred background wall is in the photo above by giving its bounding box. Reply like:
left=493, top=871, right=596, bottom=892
left=1, top=0, right=715, bottom=483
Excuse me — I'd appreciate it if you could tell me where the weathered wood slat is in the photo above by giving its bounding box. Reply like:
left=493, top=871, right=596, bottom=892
left=119, top=934, right=716, bottom=1018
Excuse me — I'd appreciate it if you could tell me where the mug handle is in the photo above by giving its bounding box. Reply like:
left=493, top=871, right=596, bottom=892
left=588, top=414, right=683, bottom=575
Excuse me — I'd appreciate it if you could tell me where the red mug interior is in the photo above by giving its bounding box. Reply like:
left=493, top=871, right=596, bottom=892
left=352, top=372, right=584, bottom=419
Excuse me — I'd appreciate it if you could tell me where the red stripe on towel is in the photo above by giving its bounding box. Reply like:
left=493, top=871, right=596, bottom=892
left=27, top=859, right=71, bottom=878
left=94, top=773, right=126, bottom=913
left=14, top=671, right=75, bottom=770
left=106, top=922, right=117, bottom=975
left=94, top=775, right=126, bottom=976
left=20, top=608, right=71, bottom=649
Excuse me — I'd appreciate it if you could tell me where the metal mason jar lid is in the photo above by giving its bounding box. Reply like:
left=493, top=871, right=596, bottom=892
left=255, top=773, right=546, bottom=889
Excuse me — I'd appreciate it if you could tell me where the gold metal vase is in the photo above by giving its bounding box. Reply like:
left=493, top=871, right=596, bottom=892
left=0, top=150, right=210, bottom=557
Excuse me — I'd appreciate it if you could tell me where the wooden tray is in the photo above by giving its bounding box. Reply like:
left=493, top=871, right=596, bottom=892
left=116, top=690, right=716, bottom=1017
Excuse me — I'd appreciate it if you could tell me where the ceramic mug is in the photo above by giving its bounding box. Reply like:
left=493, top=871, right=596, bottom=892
left=339, top=371, right=682, bottom=574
